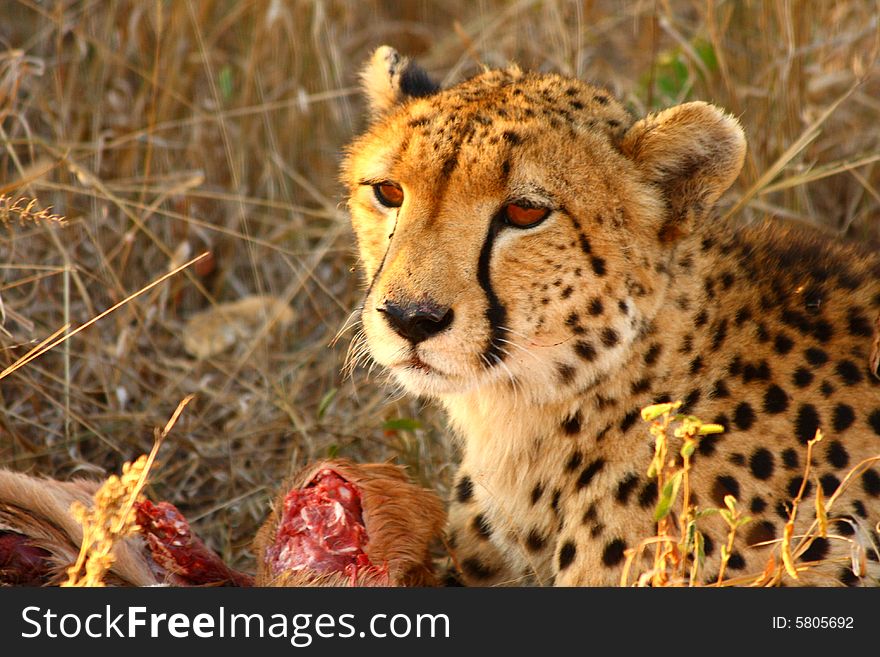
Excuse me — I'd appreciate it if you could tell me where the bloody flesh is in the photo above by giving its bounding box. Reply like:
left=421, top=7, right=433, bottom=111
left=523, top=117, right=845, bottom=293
left=135, top=499, right=253, bottom=586
left=265, top=469, right=373, bottom=575
left=0, top=531, right=52, bottom=586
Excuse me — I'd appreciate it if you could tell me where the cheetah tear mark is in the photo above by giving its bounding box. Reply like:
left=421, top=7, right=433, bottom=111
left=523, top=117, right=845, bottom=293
left=476, top=212, right=509, bottom=367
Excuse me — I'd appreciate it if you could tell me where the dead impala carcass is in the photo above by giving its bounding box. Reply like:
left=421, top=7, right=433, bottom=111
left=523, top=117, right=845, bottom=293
left=1, top=458, right=446, bottom=587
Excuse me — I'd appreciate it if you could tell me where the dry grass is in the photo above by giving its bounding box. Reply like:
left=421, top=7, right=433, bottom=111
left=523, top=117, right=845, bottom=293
left=1, top=1, right=878, bottom=572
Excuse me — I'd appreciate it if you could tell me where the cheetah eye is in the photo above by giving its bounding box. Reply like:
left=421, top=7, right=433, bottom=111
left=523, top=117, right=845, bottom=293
left=503, top=203, right=551, bottom=228
left=373, top=183, right=404, bottom=208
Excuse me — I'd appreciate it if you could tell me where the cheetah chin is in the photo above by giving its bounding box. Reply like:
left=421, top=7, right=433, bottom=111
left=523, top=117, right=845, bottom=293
left=343, top=46, right=880, bottom=586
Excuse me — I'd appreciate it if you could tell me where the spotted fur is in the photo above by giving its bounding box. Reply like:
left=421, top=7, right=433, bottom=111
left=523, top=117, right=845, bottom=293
left=343, top=46, right=880, bottom=586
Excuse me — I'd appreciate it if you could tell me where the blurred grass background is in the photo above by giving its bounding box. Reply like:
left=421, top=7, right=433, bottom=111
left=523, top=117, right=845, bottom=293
left=0, top=0, right=878, bottom=570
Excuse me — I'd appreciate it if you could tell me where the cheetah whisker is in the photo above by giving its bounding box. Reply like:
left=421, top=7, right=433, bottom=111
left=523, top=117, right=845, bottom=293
left=331, top=309, right=363, bottom=347
left=489, top=348, right=522, bottom=410
left=495, top=336, right=542, bottom=365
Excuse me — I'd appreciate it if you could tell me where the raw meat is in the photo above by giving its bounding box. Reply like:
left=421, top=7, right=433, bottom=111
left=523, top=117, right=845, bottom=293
left=135, top=499, right=253, bottom=586
left=264, top=469, right=374, bottom=577
left=0, top=531, right=51, bottom=586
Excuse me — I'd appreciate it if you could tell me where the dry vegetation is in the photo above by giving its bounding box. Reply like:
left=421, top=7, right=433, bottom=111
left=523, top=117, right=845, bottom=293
left=627, top=404, right=880, bottom=586
left=0, top=1, right=878, bottom=572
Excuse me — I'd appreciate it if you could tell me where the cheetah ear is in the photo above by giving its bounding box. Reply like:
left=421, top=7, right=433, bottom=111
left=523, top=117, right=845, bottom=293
left=360, top=46, right=440, bottom=119
left=619, top=101, right=746, bottom=240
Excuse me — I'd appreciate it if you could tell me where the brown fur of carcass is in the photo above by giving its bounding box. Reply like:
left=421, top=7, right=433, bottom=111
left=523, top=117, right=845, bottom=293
left=253, top=460, right=446, bottom=587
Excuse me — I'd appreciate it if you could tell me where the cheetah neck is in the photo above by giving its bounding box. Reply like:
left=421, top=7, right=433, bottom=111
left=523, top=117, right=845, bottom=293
left=439, top=385, right=575, bottom=487
left=440, top=385, right=574, bottom=446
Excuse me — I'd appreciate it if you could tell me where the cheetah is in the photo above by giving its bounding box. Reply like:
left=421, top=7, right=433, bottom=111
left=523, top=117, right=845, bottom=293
left=342, top=46, right=880, bottom=586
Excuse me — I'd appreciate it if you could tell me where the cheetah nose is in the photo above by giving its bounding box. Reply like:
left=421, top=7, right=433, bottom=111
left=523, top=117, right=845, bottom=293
left=377, top=298, right=454, bottom=344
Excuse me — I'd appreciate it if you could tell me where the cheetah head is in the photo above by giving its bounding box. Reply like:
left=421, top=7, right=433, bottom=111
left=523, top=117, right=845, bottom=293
left=343, top=46, right=745, bottom=404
